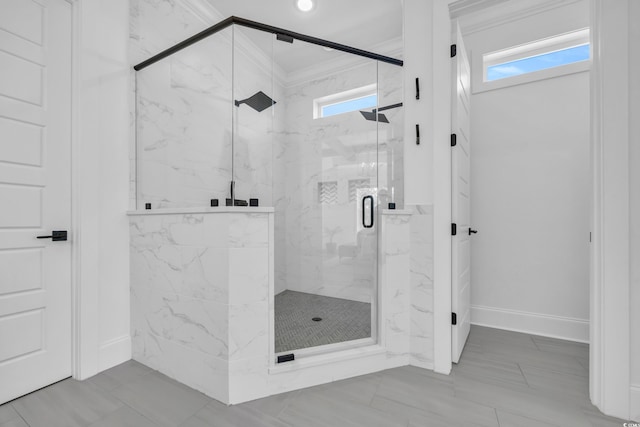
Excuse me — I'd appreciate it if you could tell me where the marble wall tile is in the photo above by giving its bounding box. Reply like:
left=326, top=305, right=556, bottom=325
left=129, top=215, right=170, bottom=246
left=408, top=205, right=434, bottom=369
left=138, top=291, right=229, bottom=358
left=228, top=356, right=270, bottom=404
left=228, top=214, right=269, bottom=248
left=132, top=328, right=229, bottom=403
left=131, top=0, right=285, bottom=209
left=202, top=214, right=229, bottom=246
left=384, top=215, right=412, bottom=254
left=131, top=211, right=273, bottom=403
left=228, top=302, right=269, bottom=361
left=410, top=335, right=434, bottom=369
left=228, top=247, right=269, bottom=305
left=166, top=214, right=206, bottom=245
left=130, top=245, right=183, bottom=295
left=386, top=332, right=411, bottom=360
left=132, top=0, right=233, bottom=209
left=130, top=244, right=229, bottom=304
left=181, top=246, right=229, bottom=303
left=129, top=213, right=212, bottom=246
left=381, top=213, right=411, bottom=362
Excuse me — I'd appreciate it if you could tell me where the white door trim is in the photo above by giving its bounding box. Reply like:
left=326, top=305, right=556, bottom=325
left=70, top=0, right=85, bottom=380
left=433, top=0, right=454, bottom=375
left=588, top=0, right=630, bottom=420
left=69, top=0, right=99, bottom=381
left=68, top=0, right=131, bottom=381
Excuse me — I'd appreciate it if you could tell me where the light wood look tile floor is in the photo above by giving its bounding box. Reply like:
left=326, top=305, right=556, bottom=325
left=0, top=326, right=629, bottom=426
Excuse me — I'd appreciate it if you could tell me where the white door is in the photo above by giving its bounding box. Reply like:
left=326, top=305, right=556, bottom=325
left=0, top=0, right=72, bottom=403
left=451, top=21, right=472, bottom=363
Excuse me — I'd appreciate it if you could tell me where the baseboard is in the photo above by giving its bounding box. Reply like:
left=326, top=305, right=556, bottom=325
left=631, top=385, right=640, bottom=422
left=471, top=305, right=589, bottom=343
left=98, top=334, right=132, bottom=372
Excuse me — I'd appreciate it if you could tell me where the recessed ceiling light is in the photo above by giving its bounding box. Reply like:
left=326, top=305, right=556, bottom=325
left=296, top=0, right=314, bottom=12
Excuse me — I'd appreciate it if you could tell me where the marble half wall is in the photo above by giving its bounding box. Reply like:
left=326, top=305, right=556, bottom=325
left=408, top=204, right=434, bottom=369
left=129, top=209, right=271, bottom=403
left=129, top=209, right=414, bottom=405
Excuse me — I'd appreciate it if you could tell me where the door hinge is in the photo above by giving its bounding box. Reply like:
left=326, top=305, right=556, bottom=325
left=451, top=133, right=457, bottom=147
left=451, top=223, right=457, bottom=236
left=451, top=44, right=457, bottom=58
left=452, top=312, right=457, bottom=325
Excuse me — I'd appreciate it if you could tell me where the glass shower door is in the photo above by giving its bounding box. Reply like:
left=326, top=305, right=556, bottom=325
left=272, top=38, right=380, bottom=354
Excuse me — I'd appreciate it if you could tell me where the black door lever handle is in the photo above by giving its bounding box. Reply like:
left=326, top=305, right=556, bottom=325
left=468, top=228, right=478, bottom=236
left=37, top=230, right=68, bottom=241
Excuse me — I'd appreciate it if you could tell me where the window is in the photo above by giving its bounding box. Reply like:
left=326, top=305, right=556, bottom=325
left=314, top=84, right=377, bottom=119
left=486, top=44, right=590, bottom=81
left=475, top=28, right=590, bottom=92
left=322, top=94, right=377, bottom=118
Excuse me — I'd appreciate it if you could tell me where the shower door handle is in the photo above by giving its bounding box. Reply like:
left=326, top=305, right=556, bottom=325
left=362, top=195, right=374, bottom=228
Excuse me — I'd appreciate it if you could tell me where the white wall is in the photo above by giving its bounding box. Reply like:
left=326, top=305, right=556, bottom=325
left=629, top=0, right=640, bottom=419
left=469, top=74, right=590, bottom=340
left=463, top=2, right=590, bottom=342
left=76, top=0, right=131, bottom=376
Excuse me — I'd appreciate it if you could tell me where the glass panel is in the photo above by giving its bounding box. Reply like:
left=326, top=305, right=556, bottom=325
left=135, top=28, right=233, bottom=208
left=232, top=26, right=275, bottom=206
left=486, top=44, right=590, bottom=81
left=377, top=61, right=404, bottom=209
left=272, top=38, right=379, bottom=354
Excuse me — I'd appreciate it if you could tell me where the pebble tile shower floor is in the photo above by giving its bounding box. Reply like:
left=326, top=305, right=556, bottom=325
left=274, top=290, right=371, bottom=353
left=0, top=326, right=629, bottom=427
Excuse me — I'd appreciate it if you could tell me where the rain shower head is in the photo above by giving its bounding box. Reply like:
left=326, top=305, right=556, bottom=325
left=359, top=102, right=403, bottom=124
left=359, top=111, right=389, bottom=123
left=234, top=91, right=276, bottom=112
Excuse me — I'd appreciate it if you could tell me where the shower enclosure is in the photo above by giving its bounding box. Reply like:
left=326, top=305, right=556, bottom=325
left=134, top=17, right=404, bottom=360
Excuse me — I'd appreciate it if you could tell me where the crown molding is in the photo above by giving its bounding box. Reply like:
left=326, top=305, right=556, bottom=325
left=453, top=0, right=586, bottom=36
left=449, top=0, right=510, bottom=18
left=284, top=37, right=403, bottom=88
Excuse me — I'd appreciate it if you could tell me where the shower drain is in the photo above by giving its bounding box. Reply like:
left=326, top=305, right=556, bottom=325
left=312, top=317, right=322, bottom=322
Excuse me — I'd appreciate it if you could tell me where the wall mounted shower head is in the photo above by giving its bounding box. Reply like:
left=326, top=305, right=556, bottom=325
left=359, top=102, right=403, bottom=123
left=234, top=91, right=276, bottom=112
left=359, top=111, right=389, bottom=123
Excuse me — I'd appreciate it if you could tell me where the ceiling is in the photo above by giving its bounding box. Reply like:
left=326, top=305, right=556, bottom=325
left=206, top=0, right=403, bottom=77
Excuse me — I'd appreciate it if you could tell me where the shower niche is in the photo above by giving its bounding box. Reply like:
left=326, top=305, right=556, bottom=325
left=130, top=17, right=407, bottom=404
